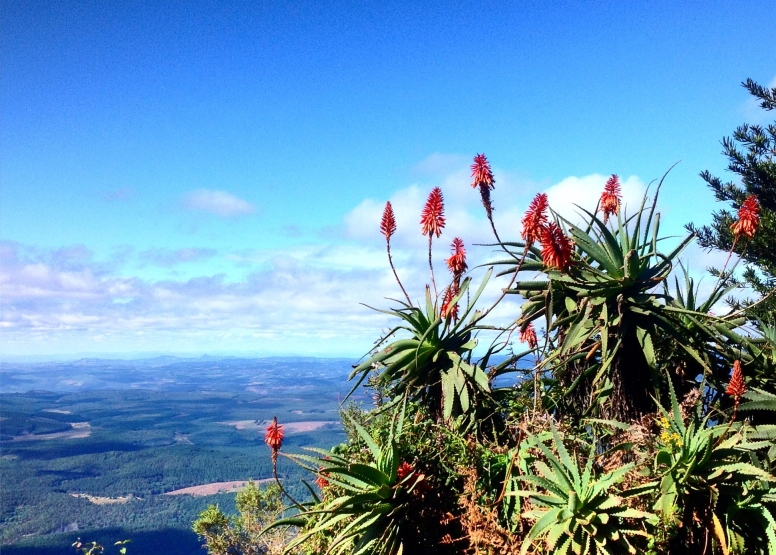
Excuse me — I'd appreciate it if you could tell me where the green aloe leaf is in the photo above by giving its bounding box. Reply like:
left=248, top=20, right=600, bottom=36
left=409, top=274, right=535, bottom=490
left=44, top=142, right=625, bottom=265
left=343, top=412, right=382, bottom=462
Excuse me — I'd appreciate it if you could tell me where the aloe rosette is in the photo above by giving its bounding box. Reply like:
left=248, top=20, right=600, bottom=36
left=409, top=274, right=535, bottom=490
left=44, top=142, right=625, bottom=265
left=349, top=271, right=494, bottom=421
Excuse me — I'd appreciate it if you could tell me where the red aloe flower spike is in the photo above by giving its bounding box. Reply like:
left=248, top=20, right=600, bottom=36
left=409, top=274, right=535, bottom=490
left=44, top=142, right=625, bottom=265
left=315, top=466, right=329, bottom=490
left=440, top=284, right=460, bottom=321
left=714, top=194, right=760, bottom=295
left=521, top=193, right=549, bottom=247
left=396, top=461, right=415, bottom=481
left=265, top=417, right=304, bottom=511
left=471, top=153, right=495, bottom=190
left=420, top=187, right=446, bottom=238
left=421, top=187, right=445, bottom=297
left=445, top=238, right=467, bottom=281
left=471, top=154, right=496, bottom=219
left=520, top=322, right=538, bottom=350
left=727, top=360, right=746, bottom=421
left=730, top=195, right=760, bottom=240
left=265, top=417, right=284, bottom=464
left=539, top=223, right=574, bottom=272
left=726, top=360, right=746, bottom=399
left=599, top=174, right=621, bottom=223
left=380, top=201, right=397, bottom=241
left=380, top=201, right=411, bottom=305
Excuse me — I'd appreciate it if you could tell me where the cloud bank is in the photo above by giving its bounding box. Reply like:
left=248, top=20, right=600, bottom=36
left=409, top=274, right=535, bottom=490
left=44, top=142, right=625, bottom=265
left=182, top=189, right=255, bottom=218
left=2, top=156, right=730, bottom=357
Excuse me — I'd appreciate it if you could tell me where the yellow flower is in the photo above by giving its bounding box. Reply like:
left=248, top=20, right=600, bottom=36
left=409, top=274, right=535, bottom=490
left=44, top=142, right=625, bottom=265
left=658, top=417, right=682, bottom=449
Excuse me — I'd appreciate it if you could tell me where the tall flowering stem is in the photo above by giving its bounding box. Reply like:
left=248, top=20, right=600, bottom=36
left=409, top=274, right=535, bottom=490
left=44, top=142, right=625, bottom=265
left=726, top=360, right=747, bottom=421
left=420, top=187, right=446, bottom=298
left=483, top=194, right=570, bottom=376
left=471, top=153, right=495, bottom=216
left=264, top=417, right=303, bottom=510
left=445, top=237, right=468, bottom=285
left=714, top=194, right=761, bottom=293
left=519, top=321, right=541, bottom=412
left=440, top=283, right=460, bottom=321
left=471, top=153, right=509, bottom=252
left=381, top=202, right=411, bottom=305
left=477, top=192, right=559, bottom=329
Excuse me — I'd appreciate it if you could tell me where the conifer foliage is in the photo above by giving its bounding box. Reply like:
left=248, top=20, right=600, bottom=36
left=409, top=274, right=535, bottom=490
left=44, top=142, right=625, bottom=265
left=687, top=78, right=776, bottom=325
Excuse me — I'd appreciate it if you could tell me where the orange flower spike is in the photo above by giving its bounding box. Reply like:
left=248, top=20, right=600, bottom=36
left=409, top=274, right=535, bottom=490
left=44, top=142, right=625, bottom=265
left=380, top=201, right=397, bottom=241
left=726, top=360, right=746, bottom=399
left=315, top=466, right=329, bottom=490
left=600, top=174, right=621, bottom=223
left=521, top=193, right=549, bottom=247
left=396, top=461, right=415, bottom=481
left=440, top=284, right=460, bottom=321
left=264, top=417, right=284, bottom=463
left=471, top=153, right=495, bottom=217
left=540, top=223, right=574, bottom=272
left=445, top=238, right=467, bottom=279
left=520, top=322, right=538, bottom=350
left=471, top=153, right=495, bottom=190
left=730, top=195, right=760, bottom=240
left=420, top=187, right=446, bottom=238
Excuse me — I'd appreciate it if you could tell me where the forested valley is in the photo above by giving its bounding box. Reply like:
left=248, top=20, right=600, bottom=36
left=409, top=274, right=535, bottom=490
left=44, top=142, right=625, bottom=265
left=0, top=357, right=354, bottom=554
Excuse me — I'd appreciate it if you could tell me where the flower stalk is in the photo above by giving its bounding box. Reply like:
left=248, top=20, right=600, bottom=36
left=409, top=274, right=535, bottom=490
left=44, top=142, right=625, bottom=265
left=381, top=202, right=412, bottom=305
left=713, top=194, right=761, bottom=294
left=420, top=187, right=446, bottom=298
left=264, top=417, right=303, bottom=510
left=726, top=360, right=746, bottom=421
left=471, top=153, right=512, bottom=257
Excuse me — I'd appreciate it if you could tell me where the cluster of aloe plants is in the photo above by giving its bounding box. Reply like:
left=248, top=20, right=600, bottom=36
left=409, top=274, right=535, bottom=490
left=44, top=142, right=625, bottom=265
left=648, top=381, right=776, bottom=553
left=508, top=424, right=653, bottom=555
left=263, top=406, right=423, bottom=555
left=493, top=174, right=751, bottom=422
left=193, top=147, right=776, bottom=555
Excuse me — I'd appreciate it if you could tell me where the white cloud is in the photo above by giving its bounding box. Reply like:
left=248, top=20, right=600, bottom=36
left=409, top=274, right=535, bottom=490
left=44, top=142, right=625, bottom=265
left=3, top=155, right=749, bottom=358
left=343, top=158, right=530, bottom=252
left=182, top=189, right=255, bottom=218
left=0, top=239, right=442, bottom=356
left=544, top=174, right=646, bottom=226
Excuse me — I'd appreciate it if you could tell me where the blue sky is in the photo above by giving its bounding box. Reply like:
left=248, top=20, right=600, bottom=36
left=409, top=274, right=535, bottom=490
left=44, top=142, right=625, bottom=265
left=1, top=0, right=775, bottom=358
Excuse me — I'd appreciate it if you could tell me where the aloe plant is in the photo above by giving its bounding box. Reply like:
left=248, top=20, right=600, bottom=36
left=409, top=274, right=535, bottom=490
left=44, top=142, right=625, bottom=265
left=508, top=423, right=652, bottom=555
left=493, top=180, right=739, bottom=420
left=658, top=264, right=751, bottom=399
left=651, top=380, right=776, bottom=553
left=263, top=406, right=424, bottom=555
left=349, top=272, right=495, bottom=421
